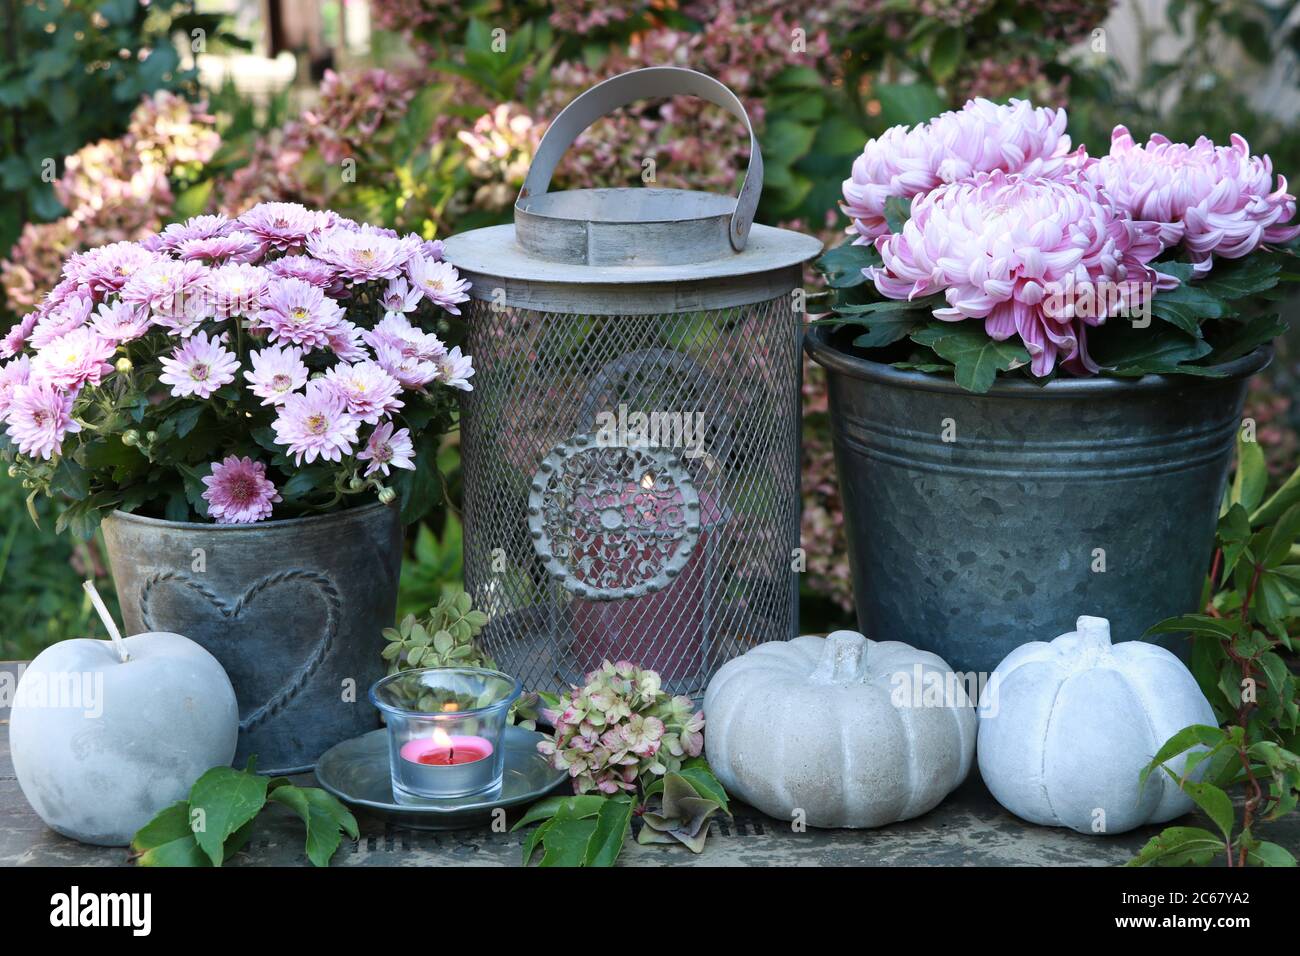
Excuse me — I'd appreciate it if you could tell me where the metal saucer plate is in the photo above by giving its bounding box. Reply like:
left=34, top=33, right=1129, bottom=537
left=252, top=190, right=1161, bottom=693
left=314, top=726, right=567, bottom=831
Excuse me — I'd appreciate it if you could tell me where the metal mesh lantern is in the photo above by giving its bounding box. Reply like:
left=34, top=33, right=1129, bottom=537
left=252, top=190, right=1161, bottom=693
left=444, top=68, right=822, bottom=695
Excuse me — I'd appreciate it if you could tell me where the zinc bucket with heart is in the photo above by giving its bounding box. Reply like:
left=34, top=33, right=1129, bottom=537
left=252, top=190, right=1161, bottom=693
left=102, top=501, right=403, bottom=774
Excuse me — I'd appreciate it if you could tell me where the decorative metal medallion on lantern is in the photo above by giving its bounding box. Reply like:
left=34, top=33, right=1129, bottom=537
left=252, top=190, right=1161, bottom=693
left=445, top=67, right=822, bottom=695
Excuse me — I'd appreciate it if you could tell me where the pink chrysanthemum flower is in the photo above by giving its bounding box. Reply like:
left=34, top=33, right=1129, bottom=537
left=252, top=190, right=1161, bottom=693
left=29, top=295, right=93, bottom=349
left=842, top=98, right=1082, bottom=242
left=271, top=380, right=359, bottom=464
left=305, top=226, right=419, bottom=282
left=156, top=214, right=234, bottom=253
left=420, top=238, right=446, bottom=262
left=64, top=241, right=159, bottom=298
left=374, top=343, right=438, bottom=390
left=0, top=355, right=31, bottom=418
left=405, top=255, right=471, bottom=314
left=237, top=202, right=331, bottom=253
left=30, top=327, right=116, bottom=390
left=1, top=312, right=39, bottom=359
left=357, top=421, right=415, bottom=477
left=158, top=331, right=239, bottom=399
left=4, top=381, right=80, bottom=460
left=436, top=345, right=475, bottom=391
left=1082, top=126, right=1300, bottom=275
left=265, top=255, right=337, bottom=289
left=323, top=361, right=404, bottom=424
left=207, top=262, right=272, bottom=318
left=90, top=301, right=152, bottom=344
left=201, top=455, right=281, bottom=524
left=243, top=345, right=309, bottom=406
left=253, top=277, right=346, bottom=350
left=868, top=170, right=1166, bottom=377
left=177, top=231, right=262, bottom=264
left=120, top=259, right=212, bottom=335
left=325, top=320, right=368, bottom=362
left=380, top=277, right=423, bottom=318
left=363, top=313, right=446, bottom=362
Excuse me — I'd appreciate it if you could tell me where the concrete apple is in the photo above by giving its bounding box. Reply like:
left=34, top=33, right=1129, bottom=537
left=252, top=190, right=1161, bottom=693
left=9, top=626, right=238, bottom=847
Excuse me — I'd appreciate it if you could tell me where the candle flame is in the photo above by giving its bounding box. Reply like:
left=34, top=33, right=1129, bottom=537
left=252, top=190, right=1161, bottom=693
left=640, top=472, right=656, bottom=490
left=431, top=727, right=453, bottom=748
left=440, top=702, right=460, bottom=712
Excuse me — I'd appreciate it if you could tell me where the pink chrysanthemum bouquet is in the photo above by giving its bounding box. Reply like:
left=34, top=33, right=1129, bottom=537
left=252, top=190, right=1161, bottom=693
left=0, top=202, right=473, bottom=535
left=820, top=98, right=1300, bottom=391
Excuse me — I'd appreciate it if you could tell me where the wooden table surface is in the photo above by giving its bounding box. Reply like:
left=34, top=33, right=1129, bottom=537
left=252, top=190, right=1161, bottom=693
left=3, top=661, right=1296, bottom=867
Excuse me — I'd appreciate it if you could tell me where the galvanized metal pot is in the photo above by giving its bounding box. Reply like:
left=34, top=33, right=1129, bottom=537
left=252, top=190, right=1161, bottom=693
left=806, top=324, right=1269, bottom=675
left=102, top=502, right=402, bottom=773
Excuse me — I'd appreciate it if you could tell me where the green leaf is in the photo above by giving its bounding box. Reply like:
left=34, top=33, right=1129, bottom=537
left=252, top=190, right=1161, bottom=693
left=1151, top=282, right=1228, bottom=333
left=1089, top=322, right=1213, bottom=375
left=537, top=817, right=599, bottom=867
left=874, top=82, right=945, bottom=128
left=674, top=758, right=731, bottom=815
left=815, top=242, right=879, bottom=289
left=1140, top=724, right=1227, bottom=792
left=131, top=800, right=193, bottom=852
left=173, top=180, right=213, bottom=220
left=1246, top=841, right=1297, bottom=866
left=1252, top=463, right=1300, bottom=527
left=1173, top=778, right=1236, bottom=842
left=1198, top=254, right=1283, bottom=301
left=187, top=766, right=270, bottom=867
left=1127, top=826, right=1225, bottom=866
left=267, top=785, right=358, bottom=867
left=1231, top=429, right=1268, bottom=514
left=1263, top=502, right=1300, bottom=568
left=521, top=817, right=554, bottom=866
left=586, top=797, right=634, bottom=867
left=134, top=834, right=210, bottom=867
left=510, top=794, right=605, bottom=831
left=915, top=325, right=1030, bottom=393
left=927, top=28, right=965, bottom=82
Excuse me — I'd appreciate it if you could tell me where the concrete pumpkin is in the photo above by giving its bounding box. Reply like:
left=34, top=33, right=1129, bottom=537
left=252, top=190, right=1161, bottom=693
left=703, top=630, right=976, bottom=828
left=977, top=615, right=1216, bottom=835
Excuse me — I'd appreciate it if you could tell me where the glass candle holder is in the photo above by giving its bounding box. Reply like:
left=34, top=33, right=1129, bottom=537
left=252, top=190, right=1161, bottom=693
left=369, top=667, right=522, bottom=804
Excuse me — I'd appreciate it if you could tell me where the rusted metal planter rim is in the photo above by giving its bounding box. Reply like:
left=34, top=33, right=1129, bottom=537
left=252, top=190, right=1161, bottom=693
left=805, top=324, right=1271, bottom=398
left=103, top=501, right=397, bottom=534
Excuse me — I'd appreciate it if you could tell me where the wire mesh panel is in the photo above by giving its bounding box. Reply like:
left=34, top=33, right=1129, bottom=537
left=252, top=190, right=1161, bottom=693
left=460, top=295, right=801, bottom=696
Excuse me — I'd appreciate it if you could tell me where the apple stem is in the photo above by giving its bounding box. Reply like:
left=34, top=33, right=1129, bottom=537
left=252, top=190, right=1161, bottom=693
left=83, top=579, right=129, bottom=663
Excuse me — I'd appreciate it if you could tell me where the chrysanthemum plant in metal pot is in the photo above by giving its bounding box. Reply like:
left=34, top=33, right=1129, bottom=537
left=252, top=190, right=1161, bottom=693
left=0, top=202, right=477, bottom=772
left=806, top=99, right=1300, bottom=674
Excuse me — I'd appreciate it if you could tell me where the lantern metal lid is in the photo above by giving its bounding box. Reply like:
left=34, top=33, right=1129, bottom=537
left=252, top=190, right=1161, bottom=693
left=444, top=67, right=822, bottom=313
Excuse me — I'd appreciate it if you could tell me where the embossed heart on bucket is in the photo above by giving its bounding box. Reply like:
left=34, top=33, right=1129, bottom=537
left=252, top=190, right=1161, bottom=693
left=138, top=569, right=342, bottom=731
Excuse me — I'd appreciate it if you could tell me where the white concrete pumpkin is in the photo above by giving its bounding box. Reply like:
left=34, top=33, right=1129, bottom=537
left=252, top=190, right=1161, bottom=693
left=703, top=630, right=976, bottom=828
left=977, top=615, right=1217, bottom=835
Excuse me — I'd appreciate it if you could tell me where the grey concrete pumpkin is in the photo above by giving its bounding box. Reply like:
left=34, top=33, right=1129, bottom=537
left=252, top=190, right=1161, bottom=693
left=703, top=631, right=976, bottom=828
left=8, top=632, right=238, bottom=846
left=977, top=616, right=1216, bottom=835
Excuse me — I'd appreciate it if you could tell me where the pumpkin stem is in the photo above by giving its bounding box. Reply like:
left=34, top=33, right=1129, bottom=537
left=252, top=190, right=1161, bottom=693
left=1075, top=615, right=1111, bottom=652
left=809, top=630, right=869, bottom=684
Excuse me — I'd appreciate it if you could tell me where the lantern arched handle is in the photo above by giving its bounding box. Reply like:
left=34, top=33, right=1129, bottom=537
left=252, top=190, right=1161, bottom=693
left=517, top=66, right=763, bottom=252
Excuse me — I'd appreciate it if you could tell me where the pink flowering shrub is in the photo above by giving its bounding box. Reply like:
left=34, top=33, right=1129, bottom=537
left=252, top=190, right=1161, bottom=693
left=2, top=92, right=220, bottom=317
left=0, top=202, right=473, bottom=536
left=822, top=100, right=1300, bottom=392
left=538, top=661, right=705, bottom=796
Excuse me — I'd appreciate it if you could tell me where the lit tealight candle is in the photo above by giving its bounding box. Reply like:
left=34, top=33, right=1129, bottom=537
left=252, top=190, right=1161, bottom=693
left=400, top=727, right=493, bottom=767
